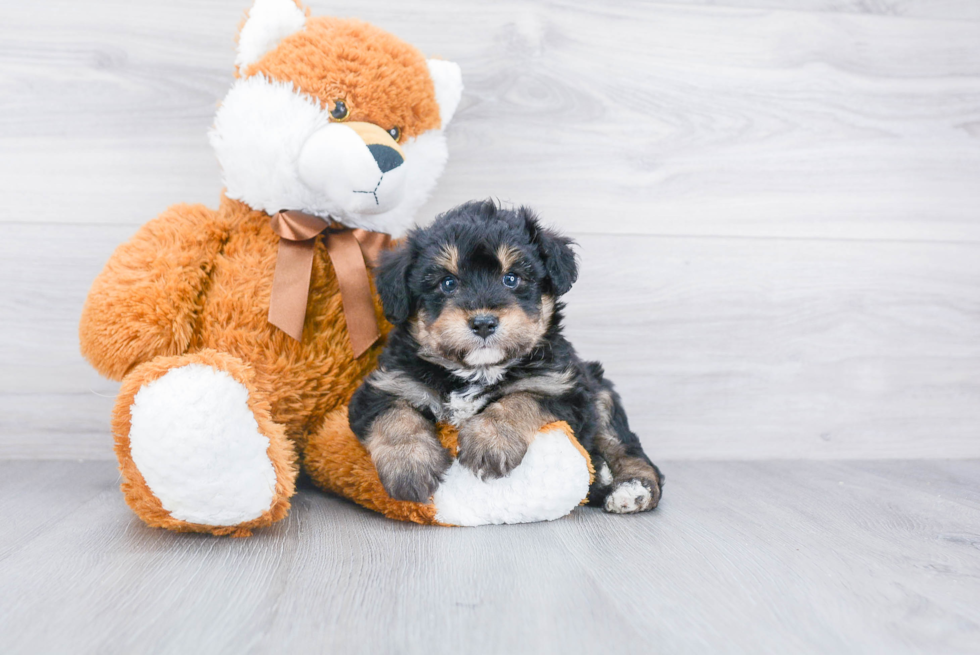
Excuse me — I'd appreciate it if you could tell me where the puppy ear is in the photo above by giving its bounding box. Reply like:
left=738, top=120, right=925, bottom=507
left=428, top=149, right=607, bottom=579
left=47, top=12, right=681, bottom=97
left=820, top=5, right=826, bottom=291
left=521, top=206, right=578, bottom=296
left=374, top=240, right=416, bottom=325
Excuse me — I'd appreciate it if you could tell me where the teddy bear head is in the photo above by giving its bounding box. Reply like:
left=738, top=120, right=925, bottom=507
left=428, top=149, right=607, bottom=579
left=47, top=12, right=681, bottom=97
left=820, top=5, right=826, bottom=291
left=209, top=0, right=463, bottom=236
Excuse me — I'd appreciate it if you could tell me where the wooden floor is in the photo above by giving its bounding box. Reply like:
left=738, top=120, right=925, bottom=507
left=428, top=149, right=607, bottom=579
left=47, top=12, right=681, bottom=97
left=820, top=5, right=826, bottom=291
left=1, top=459, right=978, bottom=654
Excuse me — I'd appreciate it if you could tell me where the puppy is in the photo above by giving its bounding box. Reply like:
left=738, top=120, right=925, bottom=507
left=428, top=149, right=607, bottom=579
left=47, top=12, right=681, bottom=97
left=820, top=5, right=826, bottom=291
left=348, top=200, right=664, bottom=514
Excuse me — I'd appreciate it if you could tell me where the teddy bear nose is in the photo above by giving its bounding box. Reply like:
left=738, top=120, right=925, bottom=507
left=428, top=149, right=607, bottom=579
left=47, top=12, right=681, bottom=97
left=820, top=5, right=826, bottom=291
left=468, top=314, right=499, bottom=339
left=367, top=144, right=404, bottom=173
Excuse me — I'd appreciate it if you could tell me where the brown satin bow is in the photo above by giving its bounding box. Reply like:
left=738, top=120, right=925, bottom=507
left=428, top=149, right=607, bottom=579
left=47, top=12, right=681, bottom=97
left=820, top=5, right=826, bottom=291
left=268, top=210, right=390, bottom=357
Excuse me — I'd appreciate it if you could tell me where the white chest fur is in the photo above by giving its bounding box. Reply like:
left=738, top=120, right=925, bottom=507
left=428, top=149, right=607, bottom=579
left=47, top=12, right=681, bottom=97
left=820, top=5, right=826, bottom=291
left=445, top=385, right=490, bottom=426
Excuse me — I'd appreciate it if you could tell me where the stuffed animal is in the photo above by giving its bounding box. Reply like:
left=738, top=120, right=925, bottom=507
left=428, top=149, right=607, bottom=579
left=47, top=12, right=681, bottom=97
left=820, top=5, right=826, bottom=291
left=79, top=0, right=592, bottom=535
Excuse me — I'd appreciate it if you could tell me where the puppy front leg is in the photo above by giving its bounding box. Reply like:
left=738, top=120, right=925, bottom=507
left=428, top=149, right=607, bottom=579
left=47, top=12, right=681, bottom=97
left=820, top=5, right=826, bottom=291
left=458, top=393, right=555, bottom=479
left=365, top=401, right=451, bottom=503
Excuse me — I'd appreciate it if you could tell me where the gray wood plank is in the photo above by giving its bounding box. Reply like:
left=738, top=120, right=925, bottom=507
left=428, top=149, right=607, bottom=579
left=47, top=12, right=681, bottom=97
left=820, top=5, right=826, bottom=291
left=4, top=224, right=978, bottom=460
left=0, top=459, right=978, bottom=654
left=565, top=234, right=980, bottom=460
left=1, top=1, right=978, bottom=241
left=653, top=0, right=980, bottom=21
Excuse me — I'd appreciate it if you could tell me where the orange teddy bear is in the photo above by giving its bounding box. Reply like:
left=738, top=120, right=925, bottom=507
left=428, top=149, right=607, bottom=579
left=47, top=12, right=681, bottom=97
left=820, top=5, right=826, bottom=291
left=80, top=0, right=592, bottom=535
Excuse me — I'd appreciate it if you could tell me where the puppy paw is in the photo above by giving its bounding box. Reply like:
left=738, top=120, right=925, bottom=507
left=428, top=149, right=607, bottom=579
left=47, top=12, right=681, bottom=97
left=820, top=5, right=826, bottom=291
left=603, top=477, right=661, bottom=514
left=372, top=437, right=452, bottom=503
left=457, top=414, right=530, bottom=480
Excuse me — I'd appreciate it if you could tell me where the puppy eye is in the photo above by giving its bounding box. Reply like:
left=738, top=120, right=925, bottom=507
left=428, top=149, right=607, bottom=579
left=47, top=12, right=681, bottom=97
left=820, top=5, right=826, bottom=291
left=330, top=100, right=350, bottom=121
left=388, top=126, right=401, bottom=142
left=502, top=273, right=520, bottom=289
left=440, top=276, right=458, bottom=294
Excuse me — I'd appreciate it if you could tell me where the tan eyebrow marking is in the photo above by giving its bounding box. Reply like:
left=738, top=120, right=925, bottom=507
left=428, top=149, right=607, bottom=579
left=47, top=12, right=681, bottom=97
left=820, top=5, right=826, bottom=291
left=496, top=244, right=522, bottom=271
left=434, top=244, right=459, bottom=275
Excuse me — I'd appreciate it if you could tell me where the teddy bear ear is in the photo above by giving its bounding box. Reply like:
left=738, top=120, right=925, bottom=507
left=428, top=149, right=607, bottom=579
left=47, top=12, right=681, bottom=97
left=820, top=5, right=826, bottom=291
left=427, top=59, right=463, bottom=129
left=236, top=0, right=308, bottom=71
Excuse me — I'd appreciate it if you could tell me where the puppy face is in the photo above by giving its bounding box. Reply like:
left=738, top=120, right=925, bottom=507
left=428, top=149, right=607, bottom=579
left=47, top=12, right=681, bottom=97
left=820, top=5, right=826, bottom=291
left=376, top=201, right=578, bottom=369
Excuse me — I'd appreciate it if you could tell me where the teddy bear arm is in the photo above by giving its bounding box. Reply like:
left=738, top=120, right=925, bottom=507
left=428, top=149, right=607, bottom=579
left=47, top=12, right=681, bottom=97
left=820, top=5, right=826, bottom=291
left=79, top=203, right=230, bottom=381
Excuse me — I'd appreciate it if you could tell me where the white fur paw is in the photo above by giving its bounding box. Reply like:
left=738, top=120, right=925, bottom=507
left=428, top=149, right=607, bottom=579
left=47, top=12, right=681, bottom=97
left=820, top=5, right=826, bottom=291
left=604, top=479, right=658, bottom=514
left=128, top=364, right=277, bottom=526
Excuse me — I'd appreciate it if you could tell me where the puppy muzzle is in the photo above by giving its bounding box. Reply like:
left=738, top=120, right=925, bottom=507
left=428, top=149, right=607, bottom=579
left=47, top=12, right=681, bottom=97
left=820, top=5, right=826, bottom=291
left=297, top=121, right=407, bottom=215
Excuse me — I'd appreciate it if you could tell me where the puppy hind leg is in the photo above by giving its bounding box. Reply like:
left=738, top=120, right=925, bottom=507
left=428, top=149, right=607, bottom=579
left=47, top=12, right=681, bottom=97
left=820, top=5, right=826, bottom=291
left=593, top=386, right=663, bottom=515
left=586, top=453, right=615, bottom=508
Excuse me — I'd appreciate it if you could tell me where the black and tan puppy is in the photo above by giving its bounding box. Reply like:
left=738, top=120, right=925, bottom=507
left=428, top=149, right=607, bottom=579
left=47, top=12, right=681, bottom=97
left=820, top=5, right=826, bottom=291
left=349, top=200, right=663, bottom=513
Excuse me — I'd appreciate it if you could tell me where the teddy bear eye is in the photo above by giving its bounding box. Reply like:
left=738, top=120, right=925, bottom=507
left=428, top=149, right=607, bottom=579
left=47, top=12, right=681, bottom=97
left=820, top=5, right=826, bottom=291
left=388, top=126, right=401, bottom=142
left=502, top=273, right=520, bottom=289
left=330, top=100, right=350, bottom=121
left=440, top=276, right=458, bottom=294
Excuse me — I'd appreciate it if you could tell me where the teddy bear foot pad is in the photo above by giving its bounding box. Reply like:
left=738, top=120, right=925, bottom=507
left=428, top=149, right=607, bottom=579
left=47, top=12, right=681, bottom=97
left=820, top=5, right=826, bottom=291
left=113, top=351, right=296, bottom=536
left=128, top=364, right=277, bottom=525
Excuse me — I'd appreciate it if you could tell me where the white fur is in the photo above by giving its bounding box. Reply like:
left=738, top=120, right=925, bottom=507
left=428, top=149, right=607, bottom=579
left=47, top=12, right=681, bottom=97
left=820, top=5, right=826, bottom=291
left=236, top=0, right=306, bottom=70
left=446, top=386, right=489, bottom=426
left=449, top=366, right=506, bottom=387
left=297, top=123, right=409, bottom=215
left=209, top=75, right=449, bottom=237
left=427, top=59, right=463, bottom=128
left=597, top=462, right=614, bottom=487
left=128, top=364, right=277, bottom=526
left=210, top=76, right=328, bottom=216
left=464, top=347, right=505, bottom=367
left=450, top=364, right=509, bottom=386
left=604, top=480, right=651, bottom=514
left=433, top=428, right=591, bottom=526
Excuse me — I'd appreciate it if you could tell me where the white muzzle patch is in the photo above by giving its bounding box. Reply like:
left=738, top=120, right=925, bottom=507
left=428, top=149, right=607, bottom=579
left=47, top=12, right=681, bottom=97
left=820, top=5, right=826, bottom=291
left=297, top=124, right=407, bottom=215
left=209, top=74, right=450, bottom=237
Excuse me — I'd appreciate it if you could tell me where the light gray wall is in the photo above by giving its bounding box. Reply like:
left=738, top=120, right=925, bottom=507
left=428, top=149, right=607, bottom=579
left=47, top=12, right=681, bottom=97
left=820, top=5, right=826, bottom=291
left=2, top=0, right=978, bottom=459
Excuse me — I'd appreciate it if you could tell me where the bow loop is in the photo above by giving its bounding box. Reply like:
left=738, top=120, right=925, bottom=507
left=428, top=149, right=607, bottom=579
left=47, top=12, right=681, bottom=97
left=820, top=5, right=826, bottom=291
left=269, top=210, right=333, bottom=241
left=267, top=210, right=390, bottom=357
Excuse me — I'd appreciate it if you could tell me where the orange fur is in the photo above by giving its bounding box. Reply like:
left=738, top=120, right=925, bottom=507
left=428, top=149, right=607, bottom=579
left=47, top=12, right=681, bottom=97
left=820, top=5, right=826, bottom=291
left=242, top=17, right=442, bottom=139
left=79, top=203, right=231, bottom=381
left=82, top=195, right=393, bottom=535
left=80, top=9, right=588, bottom=534
left=80, top=8, right=447, bottom=535
left=81, top=196, right=390, bottom=441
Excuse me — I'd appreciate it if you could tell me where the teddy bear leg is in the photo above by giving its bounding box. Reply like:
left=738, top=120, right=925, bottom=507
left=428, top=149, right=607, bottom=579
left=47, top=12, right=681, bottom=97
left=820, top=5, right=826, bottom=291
left=111, top=350, right=297, bottom=537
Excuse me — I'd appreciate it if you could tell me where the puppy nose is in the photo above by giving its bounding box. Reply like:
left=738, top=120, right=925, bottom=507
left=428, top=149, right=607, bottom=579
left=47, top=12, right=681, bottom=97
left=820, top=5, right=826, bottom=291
left=367, top=144, right=404, bottom=173
left=468, top=314, right=498, bottom=339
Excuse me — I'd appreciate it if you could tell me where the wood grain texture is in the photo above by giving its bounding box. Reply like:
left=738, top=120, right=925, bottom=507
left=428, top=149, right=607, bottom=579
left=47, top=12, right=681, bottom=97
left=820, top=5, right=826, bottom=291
left=1, top=0, right=978, bottom=459
left=655, top=0, right=980, bottom=21
left=3, top=224, right=977, bottom=460
left=1, top=459, right=978, bottom=654
left=566, top=234, right=980, bottom=459
left=1, top=0, right=979, bottom=240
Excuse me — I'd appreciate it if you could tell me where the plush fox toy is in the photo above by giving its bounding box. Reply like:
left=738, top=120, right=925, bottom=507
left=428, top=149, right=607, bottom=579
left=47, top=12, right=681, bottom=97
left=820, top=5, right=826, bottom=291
left=79, top=0, right=592, bottom=535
